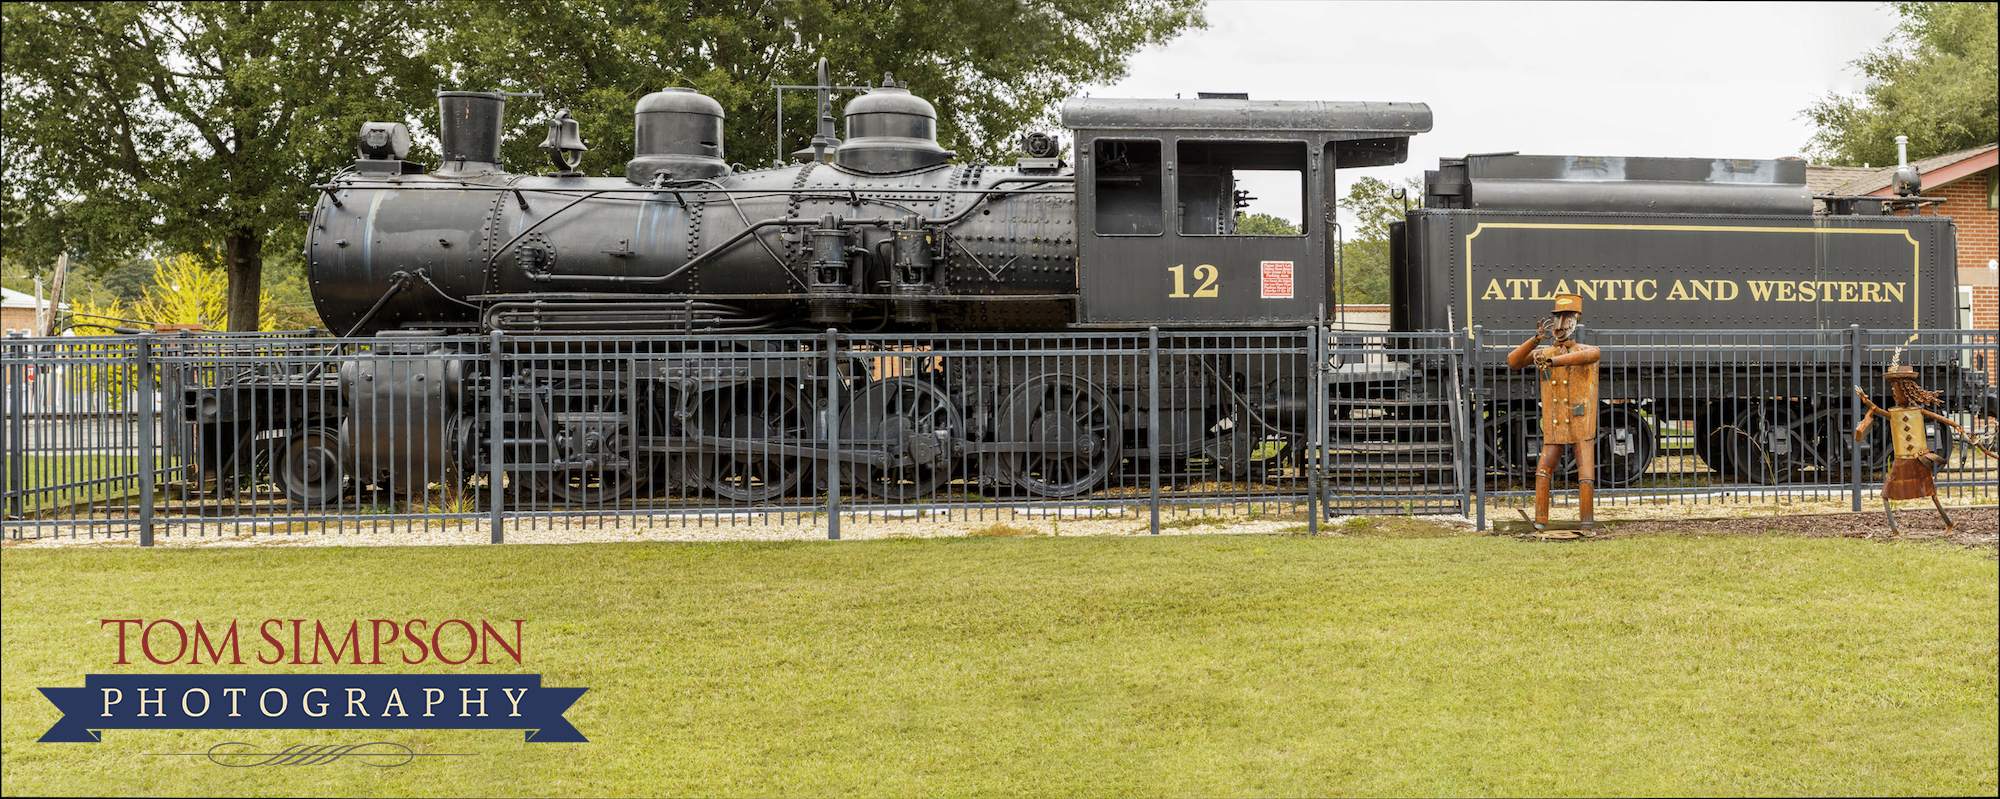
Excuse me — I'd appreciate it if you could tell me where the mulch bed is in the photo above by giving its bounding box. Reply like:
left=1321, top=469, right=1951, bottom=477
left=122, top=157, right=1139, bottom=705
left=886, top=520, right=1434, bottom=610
left=1520, top=505, right=1999, bottom=550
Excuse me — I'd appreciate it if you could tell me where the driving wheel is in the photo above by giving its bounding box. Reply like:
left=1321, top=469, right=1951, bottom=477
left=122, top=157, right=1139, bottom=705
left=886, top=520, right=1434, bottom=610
left=995, top=375, right=1122, bottom=497
left=842, top=377, right=961, bottom=500
left=699, top=381, right=815, bottom=502
left=536, top=426, right=645, bottom=505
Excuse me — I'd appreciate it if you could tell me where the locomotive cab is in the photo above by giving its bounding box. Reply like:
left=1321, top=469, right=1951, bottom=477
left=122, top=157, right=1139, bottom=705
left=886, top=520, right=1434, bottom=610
left=1061, top=97, right=1431, bottom=326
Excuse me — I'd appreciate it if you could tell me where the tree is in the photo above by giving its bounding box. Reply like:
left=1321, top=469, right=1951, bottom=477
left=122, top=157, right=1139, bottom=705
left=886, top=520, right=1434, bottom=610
left=434, top=0, right=1207, bottom=174
left=1803, top=2, right=1998, bottom=166
left=5, top=1, right=1205, bottom=332
left=1233, top=212, right=1299, bottom=235
left=1334, top=176, right=1421, bottom=305
left=3, top=2, right=441, bottom=330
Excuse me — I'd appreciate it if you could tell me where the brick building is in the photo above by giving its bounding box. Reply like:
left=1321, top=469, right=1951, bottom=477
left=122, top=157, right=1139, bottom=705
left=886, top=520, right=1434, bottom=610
left=1812, top=143, right=2000, bottom=387
left=2, top=286, right=47, bottom=336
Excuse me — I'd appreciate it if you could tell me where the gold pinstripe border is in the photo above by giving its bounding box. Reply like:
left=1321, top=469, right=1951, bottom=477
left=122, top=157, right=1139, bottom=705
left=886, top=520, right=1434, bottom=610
left=1462, top=223, right=1923, bottom=330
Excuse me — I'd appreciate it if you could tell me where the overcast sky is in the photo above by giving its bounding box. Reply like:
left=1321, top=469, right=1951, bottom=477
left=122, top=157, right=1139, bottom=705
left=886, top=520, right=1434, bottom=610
left=1078, top=0, right=1903, bottom=219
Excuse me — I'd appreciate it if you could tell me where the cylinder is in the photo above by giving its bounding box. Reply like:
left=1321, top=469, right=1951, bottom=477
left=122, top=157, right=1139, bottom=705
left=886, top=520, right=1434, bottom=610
left=891, top=227, right=935, bottom=324
left=627, top=88, right=731, bottom=184
left=808, top=221, right=851, bottom=325
left=436, top=91, right=505, bottom=172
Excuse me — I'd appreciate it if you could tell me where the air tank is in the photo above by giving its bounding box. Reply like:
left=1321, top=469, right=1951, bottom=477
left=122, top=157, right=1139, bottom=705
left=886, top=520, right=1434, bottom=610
left=626, top=88, right=730, bottom=184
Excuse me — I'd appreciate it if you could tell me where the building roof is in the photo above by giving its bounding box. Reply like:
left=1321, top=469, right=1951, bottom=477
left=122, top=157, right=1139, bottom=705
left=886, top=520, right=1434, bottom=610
left=1808, top=142, right=1999, bottom=196
left=2, top=286, right=45, bottom=309
left=1805, top=165, right=1878, bottom=196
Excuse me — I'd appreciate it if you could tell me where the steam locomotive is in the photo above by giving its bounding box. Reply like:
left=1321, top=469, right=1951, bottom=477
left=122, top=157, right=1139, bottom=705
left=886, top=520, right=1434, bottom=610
left=179, top=65, right=1988, bottom=506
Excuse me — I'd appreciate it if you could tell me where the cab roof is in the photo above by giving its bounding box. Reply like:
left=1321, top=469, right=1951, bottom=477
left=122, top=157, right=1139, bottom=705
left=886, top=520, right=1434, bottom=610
left=1060, top=98, right=1433, bottom=137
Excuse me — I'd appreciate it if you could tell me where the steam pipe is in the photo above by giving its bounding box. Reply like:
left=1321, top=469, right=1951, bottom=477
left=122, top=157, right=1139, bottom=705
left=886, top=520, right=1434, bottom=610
left=532, top=176, right=1034, bottom=285
left=537, top=217, right=898, bottom=285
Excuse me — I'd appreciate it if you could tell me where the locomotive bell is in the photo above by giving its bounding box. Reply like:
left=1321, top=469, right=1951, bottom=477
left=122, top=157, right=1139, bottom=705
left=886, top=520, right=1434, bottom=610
left=538, top=109, right=590, bottom=175
left=834, top=76, right=954, bottom=174
left=626, top=88, right=731, bottom=184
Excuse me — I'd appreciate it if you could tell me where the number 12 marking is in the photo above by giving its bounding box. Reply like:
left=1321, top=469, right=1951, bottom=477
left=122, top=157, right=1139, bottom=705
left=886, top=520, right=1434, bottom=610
left=1169, top=264, right=1219, bottom=298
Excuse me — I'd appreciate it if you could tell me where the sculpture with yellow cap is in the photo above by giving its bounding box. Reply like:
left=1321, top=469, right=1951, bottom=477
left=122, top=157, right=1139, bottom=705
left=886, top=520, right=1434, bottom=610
left=1506, top=294, right=1601, bottom=538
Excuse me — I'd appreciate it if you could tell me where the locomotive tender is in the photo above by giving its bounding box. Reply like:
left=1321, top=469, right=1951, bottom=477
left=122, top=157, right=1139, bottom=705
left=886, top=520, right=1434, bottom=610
left=182, top=67, right=1987, bottom=505
left=1400, top=152, right=1982, bottom=487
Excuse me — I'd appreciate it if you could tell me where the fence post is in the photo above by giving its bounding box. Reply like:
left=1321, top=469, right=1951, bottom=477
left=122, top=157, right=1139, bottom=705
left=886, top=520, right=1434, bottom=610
left=4, top=336, right=25, bottom=523
left=824, top=328, right=840, bottom=540
left=137, top=334, right=156, bottom=547
left=1849, top=324, right=1863, bottom=512
left=1148, top=327, right=1160, bottom=535
left=1306, top=325, right=1320, bottom=536
left=1311, top=325, right=1327, bottom=534
left=489, top=330, right=505, bottom=544
left=1470, top=326, right=1486, bottom=531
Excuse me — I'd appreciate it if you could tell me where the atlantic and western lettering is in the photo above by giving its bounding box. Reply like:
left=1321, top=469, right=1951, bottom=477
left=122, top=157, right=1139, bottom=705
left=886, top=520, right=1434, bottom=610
left=1476, top=277, right=1906, bottom=303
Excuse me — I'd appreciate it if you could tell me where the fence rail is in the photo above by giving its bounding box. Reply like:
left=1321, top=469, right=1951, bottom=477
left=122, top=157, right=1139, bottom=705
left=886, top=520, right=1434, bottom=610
left=4, top=326, right=1994, bottom=544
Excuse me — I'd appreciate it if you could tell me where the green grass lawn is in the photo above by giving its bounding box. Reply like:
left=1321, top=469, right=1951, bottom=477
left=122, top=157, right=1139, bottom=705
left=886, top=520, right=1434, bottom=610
left=13, top=453, right=149, bottom=515
left=3, top=531, right=1994, bottom=797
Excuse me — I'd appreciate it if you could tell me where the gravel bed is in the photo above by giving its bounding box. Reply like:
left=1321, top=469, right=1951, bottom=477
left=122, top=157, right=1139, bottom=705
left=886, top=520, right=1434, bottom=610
left=1, top=508, right=1412, bottom=549
left=7, top=499, right=1991, bottom=550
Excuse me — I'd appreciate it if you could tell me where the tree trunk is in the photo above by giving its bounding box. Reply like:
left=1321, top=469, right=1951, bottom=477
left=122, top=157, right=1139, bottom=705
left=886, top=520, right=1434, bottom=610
left=224, top=233, right=263, bottom=331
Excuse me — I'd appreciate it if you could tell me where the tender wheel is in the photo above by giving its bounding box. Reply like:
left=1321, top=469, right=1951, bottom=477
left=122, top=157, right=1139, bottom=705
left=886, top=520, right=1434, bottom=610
left=1492, top=403, right=1650, bottom=486
left=1813, top=405, right=1890, bottom=481
left=700, top=381, right=815, bottom=502
left=842, top=377, right=961, bottom=500
left=996, top=375, right=1121, bottom=497
left=1923, top=419, right=1955, bottom=473
left=1490, top=405, right=1546, bottom=480
left=1591, top=407, right=1658, bottom=487
left=1710, top=398, right=1804, bottom=484
left=1693, top=401, right=1728, bottom=477
left=275, top=427, right=350, bottom=506
left=1814, top=406, right=1952, bottom=478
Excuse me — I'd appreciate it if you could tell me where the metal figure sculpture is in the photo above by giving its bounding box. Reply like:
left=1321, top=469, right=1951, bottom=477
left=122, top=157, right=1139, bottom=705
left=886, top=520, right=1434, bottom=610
left=1853, top=366, right=1998, bottom=536
left=1507, top=294, right=1602, bottom=538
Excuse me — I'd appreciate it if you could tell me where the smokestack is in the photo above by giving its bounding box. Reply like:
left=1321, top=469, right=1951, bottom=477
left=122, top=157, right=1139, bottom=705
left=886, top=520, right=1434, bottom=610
left=436, top=91, right=507, bottom=175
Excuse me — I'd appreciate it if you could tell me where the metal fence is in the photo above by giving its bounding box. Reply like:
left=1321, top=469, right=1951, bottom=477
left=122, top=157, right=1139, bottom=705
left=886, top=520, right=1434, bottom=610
left=4, top=326, right=1994, bottom=544
left=1470, top=326, right=1998, bottom=528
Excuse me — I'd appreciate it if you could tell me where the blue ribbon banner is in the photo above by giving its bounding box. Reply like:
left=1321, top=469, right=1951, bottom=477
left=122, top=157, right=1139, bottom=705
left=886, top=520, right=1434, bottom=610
left=39, top=674, right=586, bottom=743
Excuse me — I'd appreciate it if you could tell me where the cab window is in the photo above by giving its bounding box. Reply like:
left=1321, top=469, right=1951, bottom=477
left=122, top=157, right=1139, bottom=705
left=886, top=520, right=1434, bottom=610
left=1093, top=139, right=1163, bottom=235
left=1177, top=140, right=1305, bottom=236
